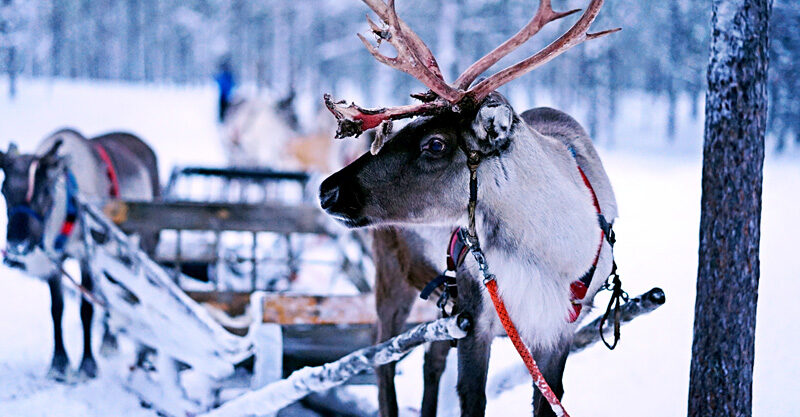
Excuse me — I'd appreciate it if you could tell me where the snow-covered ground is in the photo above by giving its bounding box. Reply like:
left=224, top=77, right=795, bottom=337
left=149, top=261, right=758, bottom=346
left=1, top=78, right=798, bottom=416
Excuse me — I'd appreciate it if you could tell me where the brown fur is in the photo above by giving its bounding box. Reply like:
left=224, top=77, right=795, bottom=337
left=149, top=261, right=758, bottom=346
left=372, top=227, right=445, bottom=417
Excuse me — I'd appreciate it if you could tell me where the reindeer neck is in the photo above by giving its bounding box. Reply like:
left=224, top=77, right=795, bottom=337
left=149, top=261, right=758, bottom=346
left=474, top=126, right=600, bottom=280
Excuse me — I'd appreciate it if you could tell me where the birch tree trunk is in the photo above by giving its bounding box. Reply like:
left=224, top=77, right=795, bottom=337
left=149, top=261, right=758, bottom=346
left=688, top=0, right=770, bottom=415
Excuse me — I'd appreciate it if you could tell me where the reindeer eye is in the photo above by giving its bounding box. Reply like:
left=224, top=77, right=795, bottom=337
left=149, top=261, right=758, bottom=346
left=422, top=137, right=447, bottom=155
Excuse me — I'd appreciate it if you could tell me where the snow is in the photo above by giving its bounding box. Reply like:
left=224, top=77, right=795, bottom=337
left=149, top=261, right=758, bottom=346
left=1, top=78, right=799, bottom=416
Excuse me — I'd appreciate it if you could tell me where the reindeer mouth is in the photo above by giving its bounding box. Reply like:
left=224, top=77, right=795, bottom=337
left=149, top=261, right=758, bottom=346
left=326, top=210, right=372, bottom=229
left=319, top=170, right=373, bottom=228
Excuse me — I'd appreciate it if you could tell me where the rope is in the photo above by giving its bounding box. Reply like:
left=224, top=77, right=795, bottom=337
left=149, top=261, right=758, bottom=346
left=461, top=149, right=569, bottom=416
left=485, top=279, right=569, bottom=417
left=599, top=263, right=627, bottom=350
left=46, top=253, right=107, bottom=308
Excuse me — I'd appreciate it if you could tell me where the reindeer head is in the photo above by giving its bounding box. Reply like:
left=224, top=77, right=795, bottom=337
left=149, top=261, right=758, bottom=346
left=320, top=0, right=617, bottom=229
left=320, top=93, right=520, bottom=227
left=0, top=140, right=65, bottom=255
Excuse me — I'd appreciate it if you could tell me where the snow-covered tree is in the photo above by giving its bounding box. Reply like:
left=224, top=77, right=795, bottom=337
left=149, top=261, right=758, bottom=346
left=688, top=0, right=770, bottom=415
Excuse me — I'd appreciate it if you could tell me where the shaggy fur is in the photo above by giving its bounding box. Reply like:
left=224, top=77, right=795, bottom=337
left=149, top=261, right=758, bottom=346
left=319, top=97, right=617, bottom=417
left=1, top=128, right=160, bottom=381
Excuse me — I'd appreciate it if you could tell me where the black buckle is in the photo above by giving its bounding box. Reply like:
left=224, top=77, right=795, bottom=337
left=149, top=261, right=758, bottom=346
left=598, top=214, right=615, bottom=247
left=420, top=273, right=447, bottom=301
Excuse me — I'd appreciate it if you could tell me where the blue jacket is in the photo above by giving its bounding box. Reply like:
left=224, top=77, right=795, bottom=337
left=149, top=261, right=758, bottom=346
left=215, top=71, right=235, bottom=102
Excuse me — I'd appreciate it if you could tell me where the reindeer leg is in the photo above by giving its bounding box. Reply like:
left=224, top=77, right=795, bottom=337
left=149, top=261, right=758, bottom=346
left=530, top=341, right=570, bottom=417
left=77, top=262, right=98, bottom=379
left=421, top=339, right=451, bottom=417
left=456, top=279, right=492, bottom=417
left=99, top=312, right=119, bottom=357
left=374, top=236, right=419, bottom=417
left=46, top=273, right=70, bottom=381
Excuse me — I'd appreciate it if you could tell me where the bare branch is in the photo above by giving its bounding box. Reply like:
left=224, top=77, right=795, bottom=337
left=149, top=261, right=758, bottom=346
left=201, top=314, right=471, bottom=417
left=571, top=287, right=665, bottom=353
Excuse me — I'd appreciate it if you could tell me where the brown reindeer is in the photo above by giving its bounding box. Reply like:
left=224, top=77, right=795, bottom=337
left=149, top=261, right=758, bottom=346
left=319, top=1, right=618, bottom=416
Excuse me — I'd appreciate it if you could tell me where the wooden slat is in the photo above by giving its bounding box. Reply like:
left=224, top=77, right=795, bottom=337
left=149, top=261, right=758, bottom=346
left=262, top=293, right=439, bottom=325
left=107, top=200, right=330, bottom=234
left=186, top=291, right=251, bottom=317
left=187, top=291, right=440, bottom=326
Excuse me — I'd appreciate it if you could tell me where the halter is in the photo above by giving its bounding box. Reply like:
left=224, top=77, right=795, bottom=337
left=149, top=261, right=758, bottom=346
left=7, top=163, right=79, bottom=254
left=421, top=135, right=627, bottom=416
left=7, top=157, right=46, bottom=228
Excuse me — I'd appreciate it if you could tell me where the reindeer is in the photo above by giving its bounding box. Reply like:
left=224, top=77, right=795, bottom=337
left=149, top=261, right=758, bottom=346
left=0, top=128, right=160, bottom=381
left=318, top=1, right=618, bottom=416
left=222, top=95, right=367, bottom=174
left=219, top=93, right=300, bottom=169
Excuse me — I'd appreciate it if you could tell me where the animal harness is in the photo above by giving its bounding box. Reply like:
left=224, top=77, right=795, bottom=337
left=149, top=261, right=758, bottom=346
left=55, top=144, right=120, bottom=252
left=420, top=146, right=620, bottom=417
left=93, top=143, right=121, bottom=198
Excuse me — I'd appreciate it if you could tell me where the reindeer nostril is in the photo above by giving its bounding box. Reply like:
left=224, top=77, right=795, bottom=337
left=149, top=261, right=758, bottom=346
left=319, top=186, right=340, bottom=210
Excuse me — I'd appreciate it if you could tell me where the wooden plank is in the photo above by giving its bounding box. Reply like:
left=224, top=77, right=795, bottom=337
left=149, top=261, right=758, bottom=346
left=106, top=200, right=330, bottom=234
left=262, top=293, right=439, bottom=325
left=187, top=291, right=440, bottom=326
left=177, top=166, right=310, bottom=183
left=186, top=291, right=251, bottom=318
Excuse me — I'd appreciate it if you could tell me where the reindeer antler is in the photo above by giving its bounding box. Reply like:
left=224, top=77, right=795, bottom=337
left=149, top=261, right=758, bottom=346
left=326, top=0, right=619, bottom=138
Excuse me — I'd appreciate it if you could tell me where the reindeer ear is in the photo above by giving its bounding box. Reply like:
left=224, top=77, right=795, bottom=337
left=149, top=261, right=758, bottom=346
left=2, top=143, right=18, bottom=169
left=40, top=139, right=64, bottom=167
left=470, top=94, right=516, bottom=153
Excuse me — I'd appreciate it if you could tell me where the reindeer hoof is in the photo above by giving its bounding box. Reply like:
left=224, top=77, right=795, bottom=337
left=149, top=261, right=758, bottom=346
left=47, top=354, right=71, bottom=382
left=100, top=334, right=119, bottom=357
left=78, top=356, right=98, bottom=380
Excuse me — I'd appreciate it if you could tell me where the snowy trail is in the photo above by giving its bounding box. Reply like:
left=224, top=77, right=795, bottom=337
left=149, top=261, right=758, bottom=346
left=1, top=79, right=798, bottom=416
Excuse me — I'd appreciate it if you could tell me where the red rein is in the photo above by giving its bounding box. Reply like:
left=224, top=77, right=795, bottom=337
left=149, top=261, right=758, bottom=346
left=485, top=279, right=570, bottom=417
left=483, top=163, right=607, bottom=416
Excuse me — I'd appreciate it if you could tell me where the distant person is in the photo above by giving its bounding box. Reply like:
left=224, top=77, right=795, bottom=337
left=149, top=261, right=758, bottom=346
left=214, top=59, right=236, bottom=122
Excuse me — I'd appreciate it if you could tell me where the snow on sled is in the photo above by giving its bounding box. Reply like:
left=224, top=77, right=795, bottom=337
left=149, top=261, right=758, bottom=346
left=73, top=166, right=436, bottom=416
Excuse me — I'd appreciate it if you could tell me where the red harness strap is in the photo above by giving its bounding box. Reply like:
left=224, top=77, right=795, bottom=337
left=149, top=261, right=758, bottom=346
left=568, top=164, right=605, bottom=322
left=93, top=143, right=120, bottom=198
left=479, top=161, right=607, bottom=416
left=485, top=279, right=570, bottom=417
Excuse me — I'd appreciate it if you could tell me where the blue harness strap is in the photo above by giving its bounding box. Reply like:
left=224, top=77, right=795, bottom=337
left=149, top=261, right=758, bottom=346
left=53, top=170, right=79, bottom=252
left=6, top=167, right=79, bottom=254
left=7, top=205, right=44, bottom=222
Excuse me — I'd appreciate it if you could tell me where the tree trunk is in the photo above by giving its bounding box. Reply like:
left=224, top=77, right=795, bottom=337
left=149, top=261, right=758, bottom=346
left=50, top=0, right=66, bottom=77
left=666, top=0, right=682, bottom=143
left=666, top=81, right=677, bottom=142
left=124, top=0, right=142, bottom=81
left=7, top=46, right=15, bottom=98
left=688, top=1, right=770, bottom=416
left=2, top=0, right=14, bottom=98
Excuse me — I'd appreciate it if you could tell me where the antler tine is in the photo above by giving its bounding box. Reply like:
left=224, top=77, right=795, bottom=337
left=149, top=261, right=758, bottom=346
left=324, top=93, right=448, bottom=138
left=359, top=0, right=463, bottom=102
left=468, top=0, right=619, bottom=102
left=363, top=0, right=445, bottom=80
left=454, top=0, right=580, bottom=90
